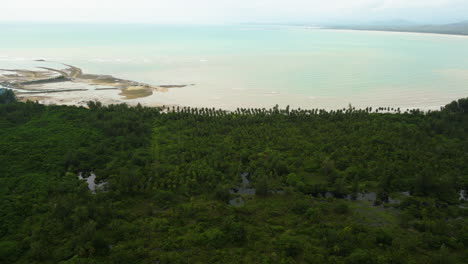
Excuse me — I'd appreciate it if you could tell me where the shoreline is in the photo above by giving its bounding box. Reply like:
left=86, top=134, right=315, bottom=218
left=321, top=27, right=468, bottom=38
left=8, top=88, right=451, bottom=113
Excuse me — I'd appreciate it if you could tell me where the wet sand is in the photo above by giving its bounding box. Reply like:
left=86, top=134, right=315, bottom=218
left=0, top=60, right=187, bottom=106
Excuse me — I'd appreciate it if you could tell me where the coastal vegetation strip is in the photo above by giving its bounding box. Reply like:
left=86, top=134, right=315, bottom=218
left=328, top=21, right=468, bottom=36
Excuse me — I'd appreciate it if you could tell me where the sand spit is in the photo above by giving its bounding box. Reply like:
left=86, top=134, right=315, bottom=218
left=0, top=60, right=189, bottom=105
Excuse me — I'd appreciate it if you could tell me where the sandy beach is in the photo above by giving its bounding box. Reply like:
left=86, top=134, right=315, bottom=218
left=0, top=61, right=185, bottom=107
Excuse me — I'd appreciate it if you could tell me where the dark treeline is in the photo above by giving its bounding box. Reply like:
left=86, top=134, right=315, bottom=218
left=0, top=93, right=467, bottom=263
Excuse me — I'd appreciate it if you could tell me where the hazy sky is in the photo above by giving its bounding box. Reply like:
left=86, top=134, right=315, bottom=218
left=1, top=0, right=467, bottom=24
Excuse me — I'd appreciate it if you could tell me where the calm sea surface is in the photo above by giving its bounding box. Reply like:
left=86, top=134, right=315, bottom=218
left=1, top=24, right=467, bottom=109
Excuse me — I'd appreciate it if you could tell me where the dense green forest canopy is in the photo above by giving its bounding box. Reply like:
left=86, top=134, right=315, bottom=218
left=0, top=92, right=467, bottom=263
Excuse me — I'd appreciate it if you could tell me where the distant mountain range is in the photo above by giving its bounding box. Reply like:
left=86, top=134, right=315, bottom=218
left=329, top=20, right=468, bottom=36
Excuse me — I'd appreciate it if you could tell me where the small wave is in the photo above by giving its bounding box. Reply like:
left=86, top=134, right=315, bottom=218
left=0, top=57, right=63, bottom=62
left=89, top=58, right=134, bottom=63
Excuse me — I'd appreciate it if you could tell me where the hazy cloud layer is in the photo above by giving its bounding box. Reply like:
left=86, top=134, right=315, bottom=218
left=1, top=0, right=466, bottom=24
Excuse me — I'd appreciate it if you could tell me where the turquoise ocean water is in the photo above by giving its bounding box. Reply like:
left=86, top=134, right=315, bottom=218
left=1, top=24, right=467, bottom=109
